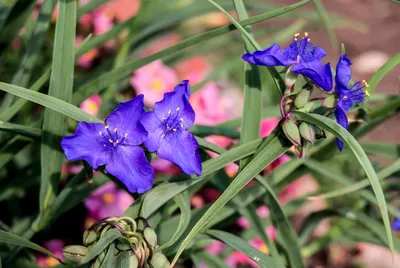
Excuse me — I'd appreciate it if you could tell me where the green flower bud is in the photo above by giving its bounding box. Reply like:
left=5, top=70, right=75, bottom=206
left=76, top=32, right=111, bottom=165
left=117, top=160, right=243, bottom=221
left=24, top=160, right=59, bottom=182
left=322, top=95, right=337, bottom=108
left=97, top=250, right=106, bottom=263
left=130, top=254, right=139, bottom=268
left=90, top=258, right=101, bottom=268
left=299, top=122, right=315, bottom=143
left=144, top=227, right=157, bottom=249
left=63, top=245, right=88, bottom=263
left=282, top=119, right=301, bottom=146
left=294, top=89, right=311, bottom=109
left=83, top=229, right=99, bottom=246
left=116, top=240, right=132, bottom=251
left=149, top=253, right=170, bottom=268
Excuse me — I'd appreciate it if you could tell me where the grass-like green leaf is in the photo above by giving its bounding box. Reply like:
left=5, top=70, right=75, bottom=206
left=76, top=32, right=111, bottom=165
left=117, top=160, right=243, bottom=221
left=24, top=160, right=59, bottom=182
left=362, top=141, right=400, bottom=159
left=312, top=0, right=338, bottom=50
left=368, top=53, right=400, bottom=95
left=0, top=230, right=62, bottom=263
left=206, top=230, right=286, bottom=268
left=293, top=111, right=394, bottom=254
left=256, top=176, right=305, bottom=267
left=157, top=191, right=191, bottom=251
left=171, top=134, right=291, bottom=266
left=115, top=251, right=130, bottom=268
left=100, top=241, right=115, bottom=268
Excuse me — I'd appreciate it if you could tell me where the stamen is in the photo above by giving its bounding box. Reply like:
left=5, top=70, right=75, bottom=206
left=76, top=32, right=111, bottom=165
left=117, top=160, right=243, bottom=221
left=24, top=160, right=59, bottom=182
left=113, top=128, right=117, bottom=132
left=180, top=118, right=184, bottom=121
left=124, top=133, right=128, bottom=138
left=168, top=110, right=171, bottom=114
left=116, top=139, right=119, bottom=143
left=105, top=125, right=109, bottom=129
left=181, top=124, right=184, bottom=128
left=176, top=107, right=180, bottom=111
left=173, top=128, right=177, bottom=131
left=365, top=90, right=370, bottom=97
left=294, top=33, right=300, bottom=37
left=162, top=117, right=166, bottom=120
left=308, top=38, right=311, bottom=42
left=99, top=131, right=102, bottom=135
left=304, top=32, right=309, bottom=37
left=104, top=144, right=106, bottom=147
left=362, top=80, right=369, bottom=87
left=109, top=139, right=113, bottom=143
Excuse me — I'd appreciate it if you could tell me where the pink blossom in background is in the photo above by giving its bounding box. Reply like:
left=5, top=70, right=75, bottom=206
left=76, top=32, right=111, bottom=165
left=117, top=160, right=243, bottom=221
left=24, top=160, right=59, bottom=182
left=84, top=182, right=134, bottom=221
left=105, top=0, right=140, bottom=22
left=93, top=9, right=113, bottom=35
left=36, top=239, right=64, bottom=267
left=151, top=158, right=180, bottom=176
left=237, top=205, right=270, bottom=229
left=190, top=194, right=205, bottom=208
left=175, top=56, right=211, bottom=85
left=131, top=60, right=178, bottom=107
left=140, top=33, right=181, bottom=57
left=75, top=36, right=99, bottom=69
left=225, top=237, right=269, bottom=268
left=205, top=240, right=225, bottom=255
left=80, top=94, right=102, bottom=116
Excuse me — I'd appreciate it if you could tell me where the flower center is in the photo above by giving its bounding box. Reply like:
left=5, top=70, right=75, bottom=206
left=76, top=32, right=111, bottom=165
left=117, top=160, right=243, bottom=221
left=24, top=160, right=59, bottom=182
left=98, top=125, right=128, bottom=147
left=151, top=78, right=165, bottom=92
left=162, top=107, right=185, bottom=134
left=102, top=192, right=115, bottom=204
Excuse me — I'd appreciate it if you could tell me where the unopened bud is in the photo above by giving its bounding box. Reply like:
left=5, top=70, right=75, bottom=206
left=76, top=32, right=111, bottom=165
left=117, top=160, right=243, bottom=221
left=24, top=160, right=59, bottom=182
left=149, top=253, right=170, bottom=268
left=116, top=240, right=131, bottom=251
left=83, top=229, right=99, bottom=246
left=130, top=253, right=139, bottom=268
left=90, top=258, right=101, bottom=268
left=63, top=245, right=88, bottom=263
left=144, top=227, right=157, bottom=249
left=322, top=95, right=337, bottom=108
left=299, top=122, right=315, bottom=143
left=282, top=119, right=301, bottom=146
left=294, top=89, right=311, bottom=109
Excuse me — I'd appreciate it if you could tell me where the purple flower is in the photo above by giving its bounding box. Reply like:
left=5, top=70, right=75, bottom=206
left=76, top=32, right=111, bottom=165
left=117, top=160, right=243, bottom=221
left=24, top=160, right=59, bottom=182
left=61, top=95, right=154, bottom=193
left=242, top=32, right=332, bottom=91
left=334, top=54, right=369, bottom=151
left=140, top=80, right=202, bottom=176
left=392, top=215, right=400, bottom=232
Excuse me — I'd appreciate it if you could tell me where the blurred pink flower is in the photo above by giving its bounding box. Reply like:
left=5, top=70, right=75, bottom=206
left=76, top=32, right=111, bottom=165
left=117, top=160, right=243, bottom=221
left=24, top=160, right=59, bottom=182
left=84, top=182, right=134, bottom=220
left=106, top=0, right=140, bottom=22
left=36, top=239, right=64, bottom=267
left=151, top=158, right=180, bottom=176
left=205, top=240, right=225, bottom=255
left=237, top=205, right=270, bottom=229
left=175, top=56, right=211, bottom=85
left=80, top=94, right=102, bottom=117
left=140, top=33, right=181, bottom=57
left=131, top=60, right=178, bottom=107
left=93, top=9, right=113, bottom=35
left=225, top=237, right=269, bottom=268
left=75, top=36, right=99, bottom=69
left=190, top=194, right=205, bottom=208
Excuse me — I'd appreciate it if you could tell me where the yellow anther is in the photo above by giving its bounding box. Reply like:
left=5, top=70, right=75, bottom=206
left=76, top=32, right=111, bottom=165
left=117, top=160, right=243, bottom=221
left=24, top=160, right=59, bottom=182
left=308, top=38, right=311, bottom=42
left=294, top=33, right=300, bottom=37
left=105, top=125, right=109, bottom=129
left=124, top=133, right=128, bottom=138
left=365, top=90, right=370, bottom=97
left=176, top=107, right=180, bottom=111
left=294, top=37, right=298, bottom=41
left=304, top=32, right=309, bottom=37
left=168, top=110, right=171, bottom=114
left=109, top=139, right=113, bottom=143
left=113, top=128, right=117, bottom=132
left=362, top=80, right=369, bottom=87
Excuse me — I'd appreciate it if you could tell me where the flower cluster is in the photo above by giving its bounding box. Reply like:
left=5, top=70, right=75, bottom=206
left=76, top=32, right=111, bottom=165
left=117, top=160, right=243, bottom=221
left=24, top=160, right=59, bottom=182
left=61, top=80, right=202, bottom=193
left=243, top=32, right=370, bottom=152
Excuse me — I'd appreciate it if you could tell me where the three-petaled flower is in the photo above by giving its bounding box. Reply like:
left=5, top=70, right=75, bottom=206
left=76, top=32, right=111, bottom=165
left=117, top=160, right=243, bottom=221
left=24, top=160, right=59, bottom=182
left=61, top=95, right=154, bottom=193
left=242, top=32, right=332, bottom=92
left=140, top=80, right=202, bottom=176
left=334, top=54, right=369, bottom=151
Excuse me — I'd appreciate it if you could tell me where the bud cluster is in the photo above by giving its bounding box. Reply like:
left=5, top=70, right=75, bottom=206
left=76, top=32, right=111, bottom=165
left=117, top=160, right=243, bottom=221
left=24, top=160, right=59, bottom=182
left=280, top=80, right=326, bottom=157
left=63, top=216, right=170, bottom=268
